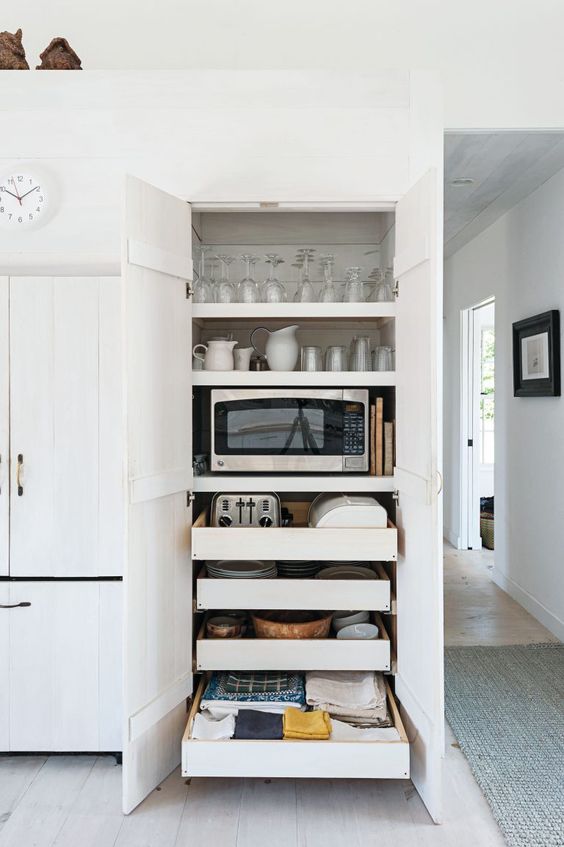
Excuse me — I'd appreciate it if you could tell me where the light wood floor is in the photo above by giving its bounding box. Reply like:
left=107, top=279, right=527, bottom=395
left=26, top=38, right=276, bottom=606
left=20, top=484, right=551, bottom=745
left=0, top=545, right=557, bottom=847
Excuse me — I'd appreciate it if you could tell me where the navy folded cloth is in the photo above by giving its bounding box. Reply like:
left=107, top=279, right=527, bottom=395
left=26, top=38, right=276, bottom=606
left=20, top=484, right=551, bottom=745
left=234, top=709, right=283, bottom=740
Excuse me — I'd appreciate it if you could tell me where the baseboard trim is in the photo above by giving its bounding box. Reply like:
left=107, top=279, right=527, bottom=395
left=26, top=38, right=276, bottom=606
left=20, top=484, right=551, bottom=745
left=491, top=568, right=564, bottom=642
left=444, top=527, right=462, bottom=549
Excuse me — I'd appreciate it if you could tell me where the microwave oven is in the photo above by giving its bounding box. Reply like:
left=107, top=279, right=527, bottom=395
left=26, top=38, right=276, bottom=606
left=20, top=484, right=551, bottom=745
left=210, top=388, right=369, bottom=473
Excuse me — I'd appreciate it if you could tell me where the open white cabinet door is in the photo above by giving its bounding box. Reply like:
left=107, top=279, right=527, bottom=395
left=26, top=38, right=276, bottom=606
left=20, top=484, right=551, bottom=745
left=122, top=175, right=193, bottom=813
left=394, top=169, right=444, bottom=823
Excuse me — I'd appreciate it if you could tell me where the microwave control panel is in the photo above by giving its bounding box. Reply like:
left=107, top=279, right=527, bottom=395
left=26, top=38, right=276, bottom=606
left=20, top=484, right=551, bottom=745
left=343, top=408, right=365, bottom=455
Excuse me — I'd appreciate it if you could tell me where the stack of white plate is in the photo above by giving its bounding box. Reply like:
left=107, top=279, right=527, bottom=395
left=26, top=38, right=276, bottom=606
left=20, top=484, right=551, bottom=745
left=276, top=560, right=320, bottom=579
left=206, top=560, right=277, bottom=579
left=316, top=565, right=376, bottom=580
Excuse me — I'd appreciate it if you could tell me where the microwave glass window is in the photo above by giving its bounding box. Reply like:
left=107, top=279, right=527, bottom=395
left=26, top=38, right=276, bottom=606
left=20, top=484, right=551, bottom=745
left=215, top=399, right=346, bottom=455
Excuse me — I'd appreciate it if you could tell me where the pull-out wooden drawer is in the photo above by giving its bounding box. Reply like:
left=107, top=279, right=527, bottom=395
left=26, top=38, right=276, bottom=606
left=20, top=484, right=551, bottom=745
left=195, top=613, right=391, bottom=672
left=191, top=509, right=397, bottom=562
left=196, top=563, right=391, bottom=612
left=182, top=675, right=409, bottom=779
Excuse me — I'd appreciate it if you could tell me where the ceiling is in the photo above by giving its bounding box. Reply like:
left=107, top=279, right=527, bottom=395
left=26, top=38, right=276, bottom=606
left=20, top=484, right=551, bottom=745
left=444, top=131, right=564, bottom=257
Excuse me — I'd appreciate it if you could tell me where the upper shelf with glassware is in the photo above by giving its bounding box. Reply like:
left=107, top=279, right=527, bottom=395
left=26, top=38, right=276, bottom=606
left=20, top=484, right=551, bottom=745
left=192, top=246, right=396, bottom=307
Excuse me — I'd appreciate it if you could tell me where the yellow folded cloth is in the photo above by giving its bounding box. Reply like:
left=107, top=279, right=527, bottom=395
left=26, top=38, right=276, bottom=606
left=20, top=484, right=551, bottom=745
left=283, top=707, right=331, bottom=740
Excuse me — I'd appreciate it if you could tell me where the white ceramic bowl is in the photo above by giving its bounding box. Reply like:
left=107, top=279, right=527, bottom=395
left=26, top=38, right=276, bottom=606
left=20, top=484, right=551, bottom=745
left=336, top=622, right=380, bottom=640
left=332, top=610, right=370, bottom=632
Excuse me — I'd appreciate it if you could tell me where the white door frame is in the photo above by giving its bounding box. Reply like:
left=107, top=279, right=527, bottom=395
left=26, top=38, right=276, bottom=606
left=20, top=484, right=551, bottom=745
left=459, top=297, right=494, bottom=549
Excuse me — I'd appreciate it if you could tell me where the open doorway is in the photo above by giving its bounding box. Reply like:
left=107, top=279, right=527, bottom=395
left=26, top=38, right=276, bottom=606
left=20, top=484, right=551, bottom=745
left=460, top=298, right=495, bottom=550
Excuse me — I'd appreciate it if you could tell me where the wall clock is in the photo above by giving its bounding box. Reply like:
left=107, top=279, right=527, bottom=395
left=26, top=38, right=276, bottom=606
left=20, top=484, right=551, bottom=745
left=0, top=171, right=49, bottom=228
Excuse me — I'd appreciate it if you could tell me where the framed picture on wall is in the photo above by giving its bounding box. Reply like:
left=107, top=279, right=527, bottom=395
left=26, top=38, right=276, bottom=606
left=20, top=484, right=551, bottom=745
left=513, top=310, right=560, bottom=397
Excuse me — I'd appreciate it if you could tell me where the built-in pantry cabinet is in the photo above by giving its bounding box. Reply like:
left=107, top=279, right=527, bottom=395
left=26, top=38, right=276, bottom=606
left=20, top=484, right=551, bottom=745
left=0, top=71, right=443, bottom=823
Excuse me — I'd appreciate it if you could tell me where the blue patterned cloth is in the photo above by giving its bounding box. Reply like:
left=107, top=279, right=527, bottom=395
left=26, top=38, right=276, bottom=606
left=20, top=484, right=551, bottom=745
left=203, top=671, right=305, bottom=704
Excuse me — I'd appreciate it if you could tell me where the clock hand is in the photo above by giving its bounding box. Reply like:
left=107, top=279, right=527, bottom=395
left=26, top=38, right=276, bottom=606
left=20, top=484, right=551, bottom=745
left=19, top=186, right=39, bottom=201
left=11, top=177, right=22, bottom=206
left=2, top=189, right=21, bottom=201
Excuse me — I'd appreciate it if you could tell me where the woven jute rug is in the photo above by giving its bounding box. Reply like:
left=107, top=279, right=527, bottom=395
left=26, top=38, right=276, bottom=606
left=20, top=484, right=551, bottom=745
left=445, top=643, right=564, bottom=847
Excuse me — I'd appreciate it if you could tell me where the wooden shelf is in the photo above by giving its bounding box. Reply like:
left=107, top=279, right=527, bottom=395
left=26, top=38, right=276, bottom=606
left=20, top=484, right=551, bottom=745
left=193, top=473, right=396, bottom=493
left=192, top=302, right=395, bottom=322
left=192, top=370, right=395, bottom=387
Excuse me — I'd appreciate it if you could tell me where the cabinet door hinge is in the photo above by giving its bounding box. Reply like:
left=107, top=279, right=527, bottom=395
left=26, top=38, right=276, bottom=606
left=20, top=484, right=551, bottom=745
left=392, top=489, right=400, bottom=507
left=392, top=279, right=399, bottom=299
left=187, top=491, right=195, bottom=507
left=186, top=282, right=193, bottom=299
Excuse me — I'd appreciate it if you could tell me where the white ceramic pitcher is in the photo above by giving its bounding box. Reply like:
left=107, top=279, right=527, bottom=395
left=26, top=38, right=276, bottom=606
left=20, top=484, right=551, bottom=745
left=192, top=339, right=237, bottom=371
left=250, top=325, right=299, bottom=371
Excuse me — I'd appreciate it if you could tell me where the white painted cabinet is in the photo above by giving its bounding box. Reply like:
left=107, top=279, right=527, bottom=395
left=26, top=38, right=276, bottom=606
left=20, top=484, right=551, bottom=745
left=8, top=276, right=122, bottom=578
left=1, top=580, right=121, bottom=752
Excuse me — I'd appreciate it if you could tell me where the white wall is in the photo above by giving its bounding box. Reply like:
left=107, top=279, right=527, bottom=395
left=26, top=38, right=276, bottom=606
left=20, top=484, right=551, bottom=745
left=444, top=167, right=564, bottom=640
left=3, top=0, right=564, bottom=130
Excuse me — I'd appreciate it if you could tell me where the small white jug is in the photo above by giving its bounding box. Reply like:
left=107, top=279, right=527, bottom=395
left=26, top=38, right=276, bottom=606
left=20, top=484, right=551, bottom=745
left=192, top=339, right=237, bottom=371
left=234, top=346, right=253, bottom=371
left=250, top=325, right=299, bottom=371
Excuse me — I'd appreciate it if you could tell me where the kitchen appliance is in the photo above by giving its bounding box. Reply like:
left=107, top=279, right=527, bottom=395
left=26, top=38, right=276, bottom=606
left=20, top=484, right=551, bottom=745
left=210, top=388, right=369, bottom=472
left=308, top=493, right=388, bottom=527
left=211, top=492, right=281, bottom=527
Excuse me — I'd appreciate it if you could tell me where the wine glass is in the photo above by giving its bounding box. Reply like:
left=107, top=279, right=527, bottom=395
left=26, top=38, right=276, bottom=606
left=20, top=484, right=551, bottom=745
left=294, top=248, right=315, bottom=302
left=262, top=253, right=287, bottom=302
left=216, top=254, right=237, bottom=303
left=319, top=254, right=338, bottom=302
left=343, top=266, right=364, bottom=302
left=238, top=254, right=261, bottom=303
left=193, top=245, right=214, bottom=303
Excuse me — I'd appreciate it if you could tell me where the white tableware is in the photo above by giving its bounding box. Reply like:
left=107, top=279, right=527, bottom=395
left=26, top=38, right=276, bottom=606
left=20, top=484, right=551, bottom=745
left=234, top=346, right=253, bottom=370
left=251, top=325, right=300, bottom=371
left=336, top=622, right=380, bottom=640
left=316, top=565, right=377, bottom=580
left=192, top=339, right=237, bottom=371
left=332, top=610, right=370, bottom=632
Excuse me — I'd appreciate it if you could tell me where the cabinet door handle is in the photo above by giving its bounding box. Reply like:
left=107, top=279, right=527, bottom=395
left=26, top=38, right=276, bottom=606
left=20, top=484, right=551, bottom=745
left=0, top=602, right=31, bottom=609
left=16, top=453, right=24, bottom=496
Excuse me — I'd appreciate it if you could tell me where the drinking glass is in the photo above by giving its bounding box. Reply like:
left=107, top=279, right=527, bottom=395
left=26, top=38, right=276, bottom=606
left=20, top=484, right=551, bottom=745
left=366, top=268, right=383, bottom=302
left=350, top=335, right=372, bottom=371
left=373, top=345, right=394, bottom=371
left=325, top=345, right=347, bottom=371
left=262, top=253, right=287, bottom=303
left=193, top=246, right=214, bottom=303
left=343, top=267, right=365, bottom=302
left=380, top=268, right=395, bottom=301
left=216, top=255, right=237, bottom=303
left=238, top=254, right=261, bottom=303
left=300, top=346, right=323, bottom=371
left=294, top=248, right=316, bottom=302
left=319, top=254, right=338, bottom=302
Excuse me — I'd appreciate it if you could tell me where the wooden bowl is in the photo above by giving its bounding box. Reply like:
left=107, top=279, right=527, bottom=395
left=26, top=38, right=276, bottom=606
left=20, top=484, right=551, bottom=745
left=206, top=616, right=242, bottom=639
left=251, top=610, right=332, bottom=639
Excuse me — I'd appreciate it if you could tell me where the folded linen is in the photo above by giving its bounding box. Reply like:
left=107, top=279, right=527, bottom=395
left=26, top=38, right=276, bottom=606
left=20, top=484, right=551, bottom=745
left=234, top=709, right=283, bottom=740
left=192, top=712, right=235, bottom=741
left=203, top=672, right=305, bottom=705
left=283, top=707, right=331, bottom=740
left=201, top=701, right=305, bottom=718
left=305, top=670, right=386, bottom=711
left=330, top=718, right=399, bottom=741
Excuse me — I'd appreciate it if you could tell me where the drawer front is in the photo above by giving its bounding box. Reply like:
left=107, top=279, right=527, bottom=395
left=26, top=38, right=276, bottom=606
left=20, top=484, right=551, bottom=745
left=196, top=635, right=391, bottom=672
left=192, top=525, right=397, bottom=562
left=197, top=572, right=391, bottom=612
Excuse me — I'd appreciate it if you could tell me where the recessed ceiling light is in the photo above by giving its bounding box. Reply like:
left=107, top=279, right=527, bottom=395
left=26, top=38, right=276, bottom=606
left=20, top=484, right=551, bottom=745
left=450, top=177, right=475, bottom=187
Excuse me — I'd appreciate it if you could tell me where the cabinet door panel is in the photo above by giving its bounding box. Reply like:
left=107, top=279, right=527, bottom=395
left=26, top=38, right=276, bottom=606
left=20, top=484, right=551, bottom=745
left=9, top=582, right=98, bottom=751
left=0, top=583, right=9, bottom=749
left=0, top=277, right=8, bottom=576
left=9, top=277, right=122, bottom=577
left=394, top=169, right=443, bottom=823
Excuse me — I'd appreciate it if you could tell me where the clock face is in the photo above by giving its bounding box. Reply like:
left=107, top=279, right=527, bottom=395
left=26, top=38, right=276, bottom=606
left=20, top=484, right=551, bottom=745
left=0, top=172, right=48, bottom=228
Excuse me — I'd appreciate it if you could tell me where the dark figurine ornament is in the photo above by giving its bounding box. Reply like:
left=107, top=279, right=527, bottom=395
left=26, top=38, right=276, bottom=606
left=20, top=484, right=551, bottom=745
left=36, top=37, right=82, bottom=70
left=0, top=29, right=29, bottom=69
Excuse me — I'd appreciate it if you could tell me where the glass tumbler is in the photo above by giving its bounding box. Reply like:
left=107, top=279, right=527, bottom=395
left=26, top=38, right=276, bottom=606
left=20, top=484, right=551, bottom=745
left=343, top=267, right=365, bottom=302
left=325, top=345, right=347, bottom=371
left=373, top=345, right=394, bottom=371
left=350, top=336, right=372, bottom=371
left=300, top=346, right=323, bottom=372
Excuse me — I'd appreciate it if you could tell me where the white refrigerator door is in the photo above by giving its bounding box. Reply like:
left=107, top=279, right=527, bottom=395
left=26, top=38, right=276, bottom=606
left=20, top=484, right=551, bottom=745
left=394, top=168, right=444, bottom=823
left=121, top=175, right=193, bottom=814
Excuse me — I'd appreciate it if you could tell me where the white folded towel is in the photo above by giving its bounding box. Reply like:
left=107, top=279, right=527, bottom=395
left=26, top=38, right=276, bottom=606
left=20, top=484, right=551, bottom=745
left=306, top=671, right=386, bottom=711
left=330, top=719, right=400, bottom=742
left=201, top=700, right=305, bottom=718
left=192, top=712, right=235, bottom=740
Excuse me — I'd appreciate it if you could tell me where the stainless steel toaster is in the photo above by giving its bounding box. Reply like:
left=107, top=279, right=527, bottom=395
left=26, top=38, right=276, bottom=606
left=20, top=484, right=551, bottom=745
left=211, top=493, right=281, bottom=528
